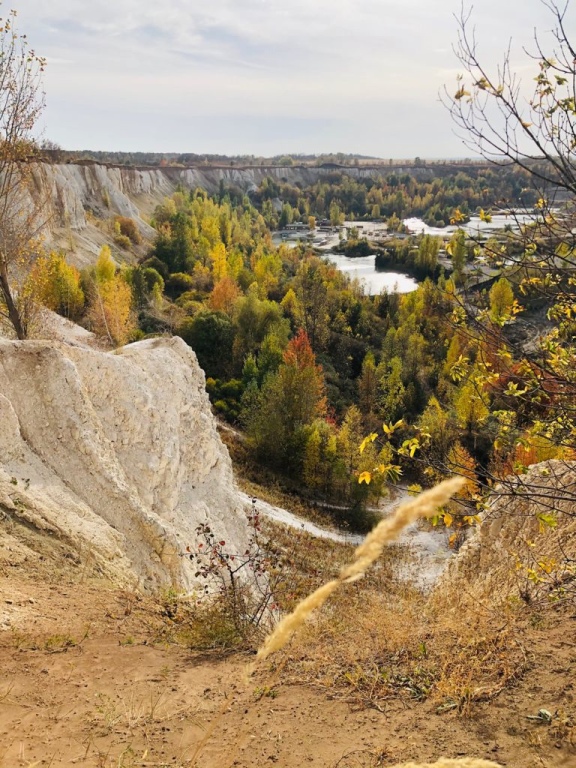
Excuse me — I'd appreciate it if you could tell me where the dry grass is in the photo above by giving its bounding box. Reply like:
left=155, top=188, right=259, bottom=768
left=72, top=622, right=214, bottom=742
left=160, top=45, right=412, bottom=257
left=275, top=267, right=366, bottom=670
left=257, top=479, right=464, bottom=661
left=136, top=476, right=530, bottom=717
left=271, top=577, right=530, bottom=713
left=86, top=478, right=531, bottom=715
left=248, top=479, right=535, bottom=712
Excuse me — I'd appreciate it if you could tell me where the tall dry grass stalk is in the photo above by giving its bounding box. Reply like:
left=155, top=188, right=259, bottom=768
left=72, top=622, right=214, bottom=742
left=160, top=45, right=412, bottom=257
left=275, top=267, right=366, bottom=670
left=257, top=477, right=465, bottom=661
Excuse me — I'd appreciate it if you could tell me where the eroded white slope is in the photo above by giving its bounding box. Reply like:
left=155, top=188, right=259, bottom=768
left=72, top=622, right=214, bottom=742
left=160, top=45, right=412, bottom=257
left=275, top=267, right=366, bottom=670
left=0, top=336, right=250, bottom=590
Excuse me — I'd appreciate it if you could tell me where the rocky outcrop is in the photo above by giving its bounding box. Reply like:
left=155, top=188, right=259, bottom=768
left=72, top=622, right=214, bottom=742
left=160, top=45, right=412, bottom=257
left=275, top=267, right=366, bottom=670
left=0, top=336, right=250, bottom=590
left=435, top=461, right=576, bottom=609
left=26, top=161, right=394, bottom=266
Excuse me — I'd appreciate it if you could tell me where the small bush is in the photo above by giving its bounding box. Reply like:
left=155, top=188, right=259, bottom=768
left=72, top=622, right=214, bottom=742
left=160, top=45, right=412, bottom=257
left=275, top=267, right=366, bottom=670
left=114, top=216, right=142, bottom=244
left=166, top=272, right=195, bottom=299
left=113, top=233, right=132, bottom=250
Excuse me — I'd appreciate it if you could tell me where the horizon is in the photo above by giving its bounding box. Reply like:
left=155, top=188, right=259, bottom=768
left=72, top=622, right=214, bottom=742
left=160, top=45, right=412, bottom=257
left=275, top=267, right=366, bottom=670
left=46, top=150, right=485, bottom=163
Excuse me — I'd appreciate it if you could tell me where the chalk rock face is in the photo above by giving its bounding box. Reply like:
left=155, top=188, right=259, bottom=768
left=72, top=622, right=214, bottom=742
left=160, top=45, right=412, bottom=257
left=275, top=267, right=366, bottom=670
left=28, top=161, right=403, bottom=266
left=0, top=336, right=250, bottom=590
left=434, top=460, right=576, bottom=608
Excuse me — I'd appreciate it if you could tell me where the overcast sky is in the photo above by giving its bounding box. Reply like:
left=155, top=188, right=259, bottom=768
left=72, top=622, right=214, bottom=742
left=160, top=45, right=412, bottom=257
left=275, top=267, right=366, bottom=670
left=13, top=0, right=575, bottom=157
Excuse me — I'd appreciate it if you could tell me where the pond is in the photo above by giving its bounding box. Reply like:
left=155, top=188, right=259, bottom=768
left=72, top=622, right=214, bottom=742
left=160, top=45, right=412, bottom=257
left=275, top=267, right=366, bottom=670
left=326, top=252, right=418, bottom=295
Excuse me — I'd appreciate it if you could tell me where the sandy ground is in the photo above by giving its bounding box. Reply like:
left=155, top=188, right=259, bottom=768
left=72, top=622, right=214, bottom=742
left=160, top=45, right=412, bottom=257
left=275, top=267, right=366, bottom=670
left=0, top=571, right=575, bottom=768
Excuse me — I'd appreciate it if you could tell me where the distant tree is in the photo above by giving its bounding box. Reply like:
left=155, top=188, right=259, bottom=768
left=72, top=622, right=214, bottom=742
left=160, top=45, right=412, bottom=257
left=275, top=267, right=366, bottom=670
left=209, top=276, right=240, bottom=316
left=279, top=203, right=293, bottom=228
left=489, top=277, right=515, bottom=325
left=293, top=259, right=330, bottom=352
left=248, top=329, right=327, bottom=473
left=86, top=246, right=135, bottom=346
left=329, top=202, right=344, bottom=227
left=125, top=265, right=164, bottom=309
left=377, top=356, right=406, bottom=424
left=416, top=235, right=440, bottom=272
left=177, top=311, right=235, bottom=379
left=31, top=252, right=84, bottom=319
left=0, top=9, right=46, bottom=338
left=114, top=216, right=141, bottom=245
left=358, top=352, right=379, bottom=428
left=446, top=229, right=467, bottom=284
left=454, top=379, right=489, bottom=437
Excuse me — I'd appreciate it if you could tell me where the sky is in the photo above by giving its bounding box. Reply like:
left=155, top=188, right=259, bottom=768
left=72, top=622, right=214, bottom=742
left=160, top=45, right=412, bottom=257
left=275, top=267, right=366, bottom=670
left=12, top=0, right=575, bottom=157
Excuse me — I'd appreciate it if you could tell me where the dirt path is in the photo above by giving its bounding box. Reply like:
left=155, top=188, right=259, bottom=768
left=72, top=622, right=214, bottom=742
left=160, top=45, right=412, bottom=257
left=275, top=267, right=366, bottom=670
left=1, top=576, right=575, bottom=768
left=242, top=491, right=453, bottom=589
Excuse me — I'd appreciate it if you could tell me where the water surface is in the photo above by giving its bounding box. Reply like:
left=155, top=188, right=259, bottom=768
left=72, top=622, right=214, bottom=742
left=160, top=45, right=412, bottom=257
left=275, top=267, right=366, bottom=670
left=404, top=211, right=539, bottom=237
left=326, top=252, right=418, bottom=295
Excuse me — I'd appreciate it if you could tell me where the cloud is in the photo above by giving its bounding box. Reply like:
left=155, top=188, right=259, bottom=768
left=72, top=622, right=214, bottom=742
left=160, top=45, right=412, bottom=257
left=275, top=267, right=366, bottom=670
left=14, top=0, right=573, bottom=154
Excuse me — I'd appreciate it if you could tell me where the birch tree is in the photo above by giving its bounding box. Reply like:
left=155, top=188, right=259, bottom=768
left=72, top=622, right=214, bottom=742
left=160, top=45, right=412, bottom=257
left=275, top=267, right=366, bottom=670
left=0, top=8, right=46, bottom=338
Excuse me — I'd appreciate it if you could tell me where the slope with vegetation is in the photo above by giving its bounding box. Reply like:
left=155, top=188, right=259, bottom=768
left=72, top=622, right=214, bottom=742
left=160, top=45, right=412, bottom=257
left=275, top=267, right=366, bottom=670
left=1, top=1, right=576, bottom=765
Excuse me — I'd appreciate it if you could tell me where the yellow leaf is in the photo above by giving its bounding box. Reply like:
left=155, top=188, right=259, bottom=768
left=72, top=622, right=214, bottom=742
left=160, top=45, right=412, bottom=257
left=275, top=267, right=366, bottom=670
left=359, top=433, right=378, bottom=454
left=450, top=208, right=466, bottom=224
left=382, top=419, right=403, bottom=436
left=443, top=512, right=454, bottom=527
left=358, top=471, right=372, bottom=485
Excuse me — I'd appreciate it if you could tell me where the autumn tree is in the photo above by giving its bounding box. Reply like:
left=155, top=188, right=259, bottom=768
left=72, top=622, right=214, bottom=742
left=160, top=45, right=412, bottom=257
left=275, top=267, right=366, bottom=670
left=31, top=252, right=84, bottom=319
left=293, top=258, right=330, bottom=351
left=358, top=352, right=379, bottom=428
left=489, top=276, right=515, bottom=325
left=0, top=8, right=46, bottom=338
left=440, top=0, right=576, bottom=511
left=86, top=246, right=135, bottom=346
left=247, top=329, right=327, bottom=474
left=209, top=276, right=240, bottom=315
left=446, top=229, right=467, bottom=285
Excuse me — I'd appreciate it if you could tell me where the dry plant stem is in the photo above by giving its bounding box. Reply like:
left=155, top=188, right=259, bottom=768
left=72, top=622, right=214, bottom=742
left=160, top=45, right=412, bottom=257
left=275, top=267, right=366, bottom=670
left=258, top=477, right=465, bottom=661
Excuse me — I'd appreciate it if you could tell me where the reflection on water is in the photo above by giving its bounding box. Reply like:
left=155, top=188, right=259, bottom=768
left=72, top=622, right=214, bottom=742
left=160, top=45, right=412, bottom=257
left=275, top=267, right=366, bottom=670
left=326, top=253, right=418, bottom=295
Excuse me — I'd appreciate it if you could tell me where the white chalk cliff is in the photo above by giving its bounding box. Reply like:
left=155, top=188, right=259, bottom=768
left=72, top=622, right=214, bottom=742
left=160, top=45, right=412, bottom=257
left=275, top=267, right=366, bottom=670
left=26, top=161, right=398, bottom=266
left=0, top=336, right=250, bottom=590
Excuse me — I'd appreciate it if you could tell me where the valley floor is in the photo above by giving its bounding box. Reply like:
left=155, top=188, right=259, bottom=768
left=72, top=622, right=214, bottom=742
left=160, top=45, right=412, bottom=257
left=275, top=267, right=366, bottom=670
left=0, top=573, right=575, bottom=768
